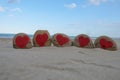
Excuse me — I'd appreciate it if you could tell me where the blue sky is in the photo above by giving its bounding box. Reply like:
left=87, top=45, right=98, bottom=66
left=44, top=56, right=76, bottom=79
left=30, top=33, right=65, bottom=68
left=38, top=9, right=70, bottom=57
left=0, top=0, right=120, bottom=37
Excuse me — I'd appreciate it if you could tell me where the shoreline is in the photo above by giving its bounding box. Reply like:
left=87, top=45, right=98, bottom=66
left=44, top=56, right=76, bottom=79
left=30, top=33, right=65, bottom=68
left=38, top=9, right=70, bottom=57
left=0, top=33, right=120, bottom=39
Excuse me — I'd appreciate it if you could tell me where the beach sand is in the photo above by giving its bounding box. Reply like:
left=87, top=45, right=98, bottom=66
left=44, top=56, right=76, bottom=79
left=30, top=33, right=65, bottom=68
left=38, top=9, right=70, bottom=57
left=0, top=38, right=120, bottom=80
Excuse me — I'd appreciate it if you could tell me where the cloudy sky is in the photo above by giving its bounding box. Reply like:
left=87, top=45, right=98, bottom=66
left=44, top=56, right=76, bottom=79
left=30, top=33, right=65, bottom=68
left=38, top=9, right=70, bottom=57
left=0, top=0, right=120, bottom=37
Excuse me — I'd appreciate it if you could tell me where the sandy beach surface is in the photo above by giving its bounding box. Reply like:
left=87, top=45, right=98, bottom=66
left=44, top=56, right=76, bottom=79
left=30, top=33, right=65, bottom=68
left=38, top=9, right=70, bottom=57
left=0, top=38, right=120, bottom=80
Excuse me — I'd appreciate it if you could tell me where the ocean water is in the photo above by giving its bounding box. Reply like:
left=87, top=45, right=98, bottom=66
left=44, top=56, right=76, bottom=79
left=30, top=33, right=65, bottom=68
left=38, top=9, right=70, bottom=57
left=0, top=33, right=15, bottom=38
left=0, top=33, right=33, bottom=38
left=0, top=33, right=76, bottom=39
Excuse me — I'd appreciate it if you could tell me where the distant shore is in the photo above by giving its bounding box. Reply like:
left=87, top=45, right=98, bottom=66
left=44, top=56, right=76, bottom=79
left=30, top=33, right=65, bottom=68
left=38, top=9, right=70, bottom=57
left=0, top=33, right=119, bottom=39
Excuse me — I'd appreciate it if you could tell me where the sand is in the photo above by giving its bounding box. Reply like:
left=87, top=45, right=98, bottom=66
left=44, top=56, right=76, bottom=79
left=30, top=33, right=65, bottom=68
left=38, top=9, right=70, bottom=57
left=0, top=38, right=120, bottom=80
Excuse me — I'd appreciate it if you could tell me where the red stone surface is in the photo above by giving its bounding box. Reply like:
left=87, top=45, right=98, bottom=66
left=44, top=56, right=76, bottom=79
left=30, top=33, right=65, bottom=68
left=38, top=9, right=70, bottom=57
left=78, top=36, right=90, bottom=47
left=15, top=35, right=30, bottom=48
left=36, top=33, right=48, bottom=46
left=100, top=38, right=113, bottom=49
left=56, top=34, right=69, bottom=46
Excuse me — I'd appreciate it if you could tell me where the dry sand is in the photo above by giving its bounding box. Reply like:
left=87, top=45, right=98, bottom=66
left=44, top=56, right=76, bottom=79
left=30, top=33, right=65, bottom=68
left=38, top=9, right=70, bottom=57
left=0, top=38, right=120, bottom=80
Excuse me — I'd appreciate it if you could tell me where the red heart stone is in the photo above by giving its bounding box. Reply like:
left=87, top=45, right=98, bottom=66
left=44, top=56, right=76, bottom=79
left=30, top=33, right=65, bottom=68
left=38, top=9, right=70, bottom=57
left=15, top=35, right=30, bottom=48
left=100, top=38, right=113, bottom=49
left=78, top=36, right=90, bottom=47
left=36, top=33, right=48, bottom=47
left=56, top=34, right=69, bottom=46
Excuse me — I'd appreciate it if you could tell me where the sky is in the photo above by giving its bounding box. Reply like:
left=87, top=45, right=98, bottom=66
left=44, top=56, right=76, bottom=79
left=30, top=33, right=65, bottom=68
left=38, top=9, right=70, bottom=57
left=0, top=0, right=120, bottom=38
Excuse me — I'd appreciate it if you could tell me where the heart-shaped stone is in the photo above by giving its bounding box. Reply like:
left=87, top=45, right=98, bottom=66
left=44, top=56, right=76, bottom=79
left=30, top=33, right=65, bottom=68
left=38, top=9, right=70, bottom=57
left=56, top=34, right=69, bottom=46
left=78, top=36, right=90, bottom=47
left=15, top=35, right=30, bottom=48
left=100, top=38, right=113, bottom=49
left=36, top=33, right=48, bottom=46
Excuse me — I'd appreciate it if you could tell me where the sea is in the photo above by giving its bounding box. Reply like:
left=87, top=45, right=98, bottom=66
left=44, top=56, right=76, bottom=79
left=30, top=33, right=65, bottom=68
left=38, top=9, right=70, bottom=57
left=0, top=33, right=33, bottom=38
left=1, top=33, right=118, bottom=39
left=0, top=33, right=76, bottom=39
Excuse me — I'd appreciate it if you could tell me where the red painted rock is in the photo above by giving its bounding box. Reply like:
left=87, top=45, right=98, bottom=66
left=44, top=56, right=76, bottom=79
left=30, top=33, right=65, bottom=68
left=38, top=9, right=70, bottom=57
left=74, top=34, right=94, bottom=48
left=94, top=36, right=117, bottom=51
left=51, top=33, right=72, bottom=47
left=33, top=30, right=51, bottom=47
left=13, top=33, right=32, bottom=49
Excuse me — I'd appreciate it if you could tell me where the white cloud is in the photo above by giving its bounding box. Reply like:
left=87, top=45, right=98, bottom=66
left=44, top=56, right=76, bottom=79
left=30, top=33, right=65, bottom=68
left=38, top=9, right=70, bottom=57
left=64, top=3, right=77, bottom=9
left=8, top=0, right=20, bottom=3
left=0, top=6, right=5, bottom=12
left=8, top=14, right=14, bottom=17
left=68, top=23, right=81, bottom=27
left=11, top=8, right=22, bottom=12
left=81, top=0, right=109, bottom=8
left=88, top=0, right=108, bottom=5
